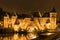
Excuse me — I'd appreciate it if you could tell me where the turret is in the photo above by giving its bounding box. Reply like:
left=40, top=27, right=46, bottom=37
left=50, top=7, right=57, bottom=30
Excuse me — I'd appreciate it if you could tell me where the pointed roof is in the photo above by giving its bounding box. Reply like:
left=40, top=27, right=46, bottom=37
left=4, top=12, right=9, bottom=16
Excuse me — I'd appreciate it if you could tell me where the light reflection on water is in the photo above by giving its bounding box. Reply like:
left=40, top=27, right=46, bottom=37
left=0, top=33, right=56, bottom=40
left=0, top=33, right=38, bottom=40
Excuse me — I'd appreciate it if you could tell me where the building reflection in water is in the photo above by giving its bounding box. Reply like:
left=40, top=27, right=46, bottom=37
left=27, top=33, right=38, bottom=40
left=0, top=33, right=38, bottom=40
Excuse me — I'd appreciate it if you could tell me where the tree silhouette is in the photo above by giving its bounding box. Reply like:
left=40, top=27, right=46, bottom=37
left=42, top=12, right=50, bottom=17
left=32, top=11, right=40, bottom=17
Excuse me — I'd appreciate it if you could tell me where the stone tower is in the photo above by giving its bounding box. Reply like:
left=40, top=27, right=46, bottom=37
left=50, top=8, right=57, bottom=30
left=4, top=13, right=9, bottom=28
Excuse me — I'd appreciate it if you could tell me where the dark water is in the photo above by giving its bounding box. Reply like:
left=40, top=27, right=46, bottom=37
left=0, top=33, right=59, bottom=40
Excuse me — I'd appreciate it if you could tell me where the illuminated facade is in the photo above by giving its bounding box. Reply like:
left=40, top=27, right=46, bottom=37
left=4, top=14, right=9, bottom=28
left=11, top=15, right=17, bottom=28
left=50, top=12, right=57, bottom=29
left=3, top=8, right=57, bottom=32
left=18, top=8, right=57, bottom=32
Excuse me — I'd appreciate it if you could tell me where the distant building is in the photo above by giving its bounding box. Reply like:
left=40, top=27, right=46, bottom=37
left=50, top=8, right=57, bottom=30
left=3, top=8, right=57, bottom=32
left=4, top=13, right=9, bottom=28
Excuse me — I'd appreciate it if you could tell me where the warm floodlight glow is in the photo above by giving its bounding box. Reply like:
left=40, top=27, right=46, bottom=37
left=27, top=33, right=38, bottom=39
left=46, top=23, right=51, bottom=29
left=41, top=33, right=55, bottom=35
left=14, top=25, right=19, bottom=32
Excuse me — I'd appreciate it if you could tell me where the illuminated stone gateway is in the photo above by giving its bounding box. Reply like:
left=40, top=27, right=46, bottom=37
left=3, top=8, right=57, bottom=32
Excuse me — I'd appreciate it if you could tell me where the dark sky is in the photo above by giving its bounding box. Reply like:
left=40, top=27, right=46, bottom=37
left=0, top=0, right=60, bottom=16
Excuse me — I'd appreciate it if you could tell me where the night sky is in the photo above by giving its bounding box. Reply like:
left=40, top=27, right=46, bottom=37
left=0, top=0, right=60, bottom=17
